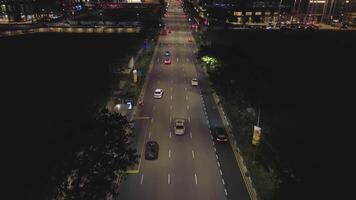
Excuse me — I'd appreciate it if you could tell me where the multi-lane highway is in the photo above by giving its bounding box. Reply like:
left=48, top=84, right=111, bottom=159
left=119, top=1, right=250, bottom=200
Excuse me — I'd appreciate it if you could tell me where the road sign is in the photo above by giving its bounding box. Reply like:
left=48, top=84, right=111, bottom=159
left=124, top=99, right=133, bottom=110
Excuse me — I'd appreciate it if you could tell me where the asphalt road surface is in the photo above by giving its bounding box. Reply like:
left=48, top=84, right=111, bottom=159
left=119, top=1, right=250, bottom=200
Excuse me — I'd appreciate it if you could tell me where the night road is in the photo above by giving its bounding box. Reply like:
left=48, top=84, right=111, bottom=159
left=118, top=1, right=250, bottom=200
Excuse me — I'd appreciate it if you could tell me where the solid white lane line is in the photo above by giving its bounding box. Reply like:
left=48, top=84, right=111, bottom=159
left=148, top=131, right=151, bottom=139
left=169, top=131, right=172, bottom=138
left=194, top=173, right=198, bottom=185
left=222, top=179, right=225, bottom=185
left=192, top=150, right=195, bottom=159
left=225, top=189, right=228, bottom=196
left=168, top=173, right=171, bottom=185
left=140, top=174, right=144, bottom=185
left=169, top=149, right=171, bottom=158
left=220, top=169, right=223, bottom=175
left=217, top=161, right=221, bottom=167
left=190, top=131, right=192, bottom=139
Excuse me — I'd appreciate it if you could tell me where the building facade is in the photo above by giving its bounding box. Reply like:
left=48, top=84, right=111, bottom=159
left=0, top=0, right=62, bottom=23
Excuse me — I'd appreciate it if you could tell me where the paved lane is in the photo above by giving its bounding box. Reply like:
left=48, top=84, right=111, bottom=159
left=119, top=1, right=248, bottom=199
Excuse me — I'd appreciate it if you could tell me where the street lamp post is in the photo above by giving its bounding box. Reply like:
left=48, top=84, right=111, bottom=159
left=99, top=12, right=103, bottom=25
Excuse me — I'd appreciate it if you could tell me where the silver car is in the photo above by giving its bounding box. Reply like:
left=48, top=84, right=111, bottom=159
left=154, top=89, right=163, bottom=99
left=191, top=78, right=198, bottom=86
left=174, top=118, right=186, bottom=135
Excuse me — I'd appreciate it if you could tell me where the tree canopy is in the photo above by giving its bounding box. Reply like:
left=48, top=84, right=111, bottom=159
left=52, top=109, right=139, bottom=200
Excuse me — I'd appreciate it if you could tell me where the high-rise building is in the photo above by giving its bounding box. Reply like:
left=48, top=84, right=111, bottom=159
left=0, top=0, right=60, bottom=22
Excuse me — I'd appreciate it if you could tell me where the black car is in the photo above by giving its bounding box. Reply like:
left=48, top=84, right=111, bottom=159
left=145, top=141, right=159, bottom=160
left=213, top=127, right=228, bottom=143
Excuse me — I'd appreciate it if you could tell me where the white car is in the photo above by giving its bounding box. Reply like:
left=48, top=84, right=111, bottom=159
left=154, top=89, right=163, bottom=98
left=174, top=119, right=186, bottom=135
left=191, top=78, right=198, bottom=86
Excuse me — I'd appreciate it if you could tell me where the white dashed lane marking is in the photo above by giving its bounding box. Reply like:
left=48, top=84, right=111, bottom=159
left=140, top=174, right=144, bottom=185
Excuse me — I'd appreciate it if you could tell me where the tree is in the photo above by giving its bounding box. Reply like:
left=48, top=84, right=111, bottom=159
left=52, top=109, right=139, bottom=200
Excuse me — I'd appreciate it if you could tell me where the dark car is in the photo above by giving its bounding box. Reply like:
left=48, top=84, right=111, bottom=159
left=213, top=127, right=228, bottom=143
left=165, top=51, right=170, bottom=56
left=145, top=141, right=159, bottom=160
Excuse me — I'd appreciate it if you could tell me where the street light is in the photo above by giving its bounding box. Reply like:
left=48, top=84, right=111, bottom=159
left=99, top=12, right=103, bottom=25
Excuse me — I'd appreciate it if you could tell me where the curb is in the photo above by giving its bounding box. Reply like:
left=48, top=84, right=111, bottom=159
left=130, top=37, right=160, bottom=122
